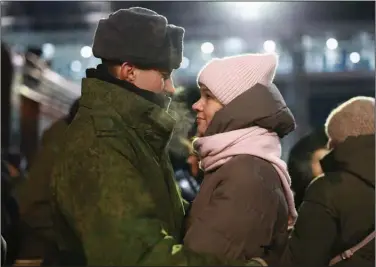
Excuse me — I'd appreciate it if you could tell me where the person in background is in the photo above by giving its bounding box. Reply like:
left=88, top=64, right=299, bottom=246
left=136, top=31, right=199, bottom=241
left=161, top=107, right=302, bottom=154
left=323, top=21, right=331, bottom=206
left=167, top=103, right=200, bottom=202
left=170, top=135, right=200, bottom=203
left=186, top=125, right=204, bottom=185
left=184, top=53, right=297, bottom=264
left=173, top=124, right=203, bottom=193
left=183, top=137, right=203, bottom=183
left=280, top=96, right=375, bottom=267
left=174, top=136, right=200, bottom=202
left=288, top=128, right=329, bottom=209
left=1, top=42, right=22, bottom=266
left=47, top=7, right=262, bottom=266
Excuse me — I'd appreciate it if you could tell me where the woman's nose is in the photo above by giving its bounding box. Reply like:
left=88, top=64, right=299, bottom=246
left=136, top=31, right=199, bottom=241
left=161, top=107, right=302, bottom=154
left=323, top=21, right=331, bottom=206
left=192, top=100, right=201, bottom=111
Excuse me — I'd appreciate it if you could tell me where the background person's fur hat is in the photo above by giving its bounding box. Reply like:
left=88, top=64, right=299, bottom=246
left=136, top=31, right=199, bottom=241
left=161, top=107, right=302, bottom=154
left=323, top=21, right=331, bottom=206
left=92, top=7, right=185, bottom=70
left=325, top=96, right=375, bottom=149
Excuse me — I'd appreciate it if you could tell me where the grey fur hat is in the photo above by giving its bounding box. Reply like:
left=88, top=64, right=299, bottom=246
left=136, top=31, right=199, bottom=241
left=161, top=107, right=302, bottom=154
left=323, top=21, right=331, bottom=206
left=92, top=7, right=185, bottom=70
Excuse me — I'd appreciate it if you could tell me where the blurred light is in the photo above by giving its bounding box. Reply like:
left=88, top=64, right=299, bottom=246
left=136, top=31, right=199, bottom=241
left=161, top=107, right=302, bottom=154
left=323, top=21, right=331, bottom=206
left=263, top=40, right=276, bottom=53
left=349, top=52, right=360, bottom=64
left=179, top=179, right=190, bottom=190
left=201, top=42, right=214, bottom=54
left=224, top=37, right=244, bottom=54
left=42, top=43, right=55, bottom=59
left=180, top=57, right=190, bottom=69
left=326, top=38, right=338, bottom=50
left=359, top=32, right=371, bottom=46
left=12, top=54, right=24, bottom=67
left=70, top=60, right=82, bottom=72
left=201, top=53, right=213, bottom=62
left=302, top=35, right=313, bottom=50
left=232, top=2, right=265, bottom=20
left=80, top=46, right=92, bottom=58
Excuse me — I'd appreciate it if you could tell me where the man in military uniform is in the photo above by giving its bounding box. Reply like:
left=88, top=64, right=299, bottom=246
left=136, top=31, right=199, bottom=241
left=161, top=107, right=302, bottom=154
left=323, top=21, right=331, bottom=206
left=49, top=7, right=263, bottom=266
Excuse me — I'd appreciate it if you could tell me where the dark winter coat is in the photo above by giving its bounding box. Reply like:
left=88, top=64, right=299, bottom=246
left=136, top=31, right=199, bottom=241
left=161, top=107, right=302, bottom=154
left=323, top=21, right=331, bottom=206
left=184, top=83, right=296, bottom=264
left=281, top=134, right=375, bottom=267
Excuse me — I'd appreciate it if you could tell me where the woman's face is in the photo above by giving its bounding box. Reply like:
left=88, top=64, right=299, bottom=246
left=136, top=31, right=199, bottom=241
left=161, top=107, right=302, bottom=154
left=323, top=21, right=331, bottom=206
left=311, top=148, right=329, bottom=177
left=192, top=84, right=223, bottom=136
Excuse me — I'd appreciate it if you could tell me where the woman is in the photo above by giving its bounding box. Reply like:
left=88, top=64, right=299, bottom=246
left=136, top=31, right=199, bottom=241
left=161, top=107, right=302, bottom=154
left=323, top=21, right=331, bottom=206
left=280, top=97, right=375, bottom=267
left=183, top=53, right=297, bottom=264
left=1, top=43, right=22, bottom=266
left=288, top=128, right=329, bottom=209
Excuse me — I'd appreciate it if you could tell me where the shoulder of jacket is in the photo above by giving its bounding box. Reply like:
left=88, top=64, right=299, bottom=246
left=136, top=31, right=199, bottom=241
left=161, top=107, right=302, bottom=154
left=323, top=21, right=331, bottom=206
left=229, top=154, right=279, bottom=179
left=307, top=173, right=326, bottom=189
left=60, top=112, right=145, bottom=170
left=307, top=171, right=347, bottom=192
left=303, top=173, right=340, bottom=207
left=215, top=155, right=278, bottom=187
left=227, top=154, right=274, bottom=168
left=82, top=112, right=135, bottom=140
left=90, top=114, right=121, bottom=136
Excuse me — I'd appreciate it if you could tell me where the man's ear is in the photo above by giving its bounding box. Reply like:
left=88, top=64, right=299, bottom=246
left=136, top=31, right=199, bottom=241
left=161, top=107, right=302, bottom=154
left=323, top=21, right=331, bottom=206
left=119, top=63, right=136, bottom=82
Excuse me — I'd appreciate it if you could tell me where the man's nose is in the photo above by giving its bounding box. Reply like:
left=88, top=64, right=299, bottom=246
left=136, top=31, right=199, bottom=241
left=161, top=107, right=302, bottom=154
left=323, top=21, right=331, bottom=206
left=164, top=78, right=176, bottom=94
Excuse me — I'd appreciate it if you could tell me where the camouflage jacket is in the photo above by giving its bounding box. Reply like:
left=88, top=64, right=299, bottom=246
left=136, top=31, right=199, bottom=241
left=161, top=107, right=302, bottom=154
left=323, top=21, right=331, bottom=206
left=16, top=118, right=68, bottom=204
left=50, top=78, right=256, bottom=266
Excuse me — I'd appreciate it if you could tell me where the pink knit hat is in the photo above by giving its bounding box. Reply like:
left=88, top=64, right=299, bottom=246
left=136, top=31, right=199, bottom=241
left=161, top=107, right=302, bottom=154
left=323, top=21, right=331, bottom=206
left=197, top=53, right=279, bottom=105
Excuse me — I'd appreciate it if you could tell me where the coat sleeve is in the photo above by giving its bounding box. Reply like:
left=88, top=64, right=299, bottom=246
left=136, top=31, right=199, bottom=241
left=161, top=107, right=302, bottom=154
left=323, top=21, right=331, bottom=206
left=52, top=139, right=246, bottom=266
left=280, top=177, right=337, bottom=267
left=184, top=157, right=281, bottom=260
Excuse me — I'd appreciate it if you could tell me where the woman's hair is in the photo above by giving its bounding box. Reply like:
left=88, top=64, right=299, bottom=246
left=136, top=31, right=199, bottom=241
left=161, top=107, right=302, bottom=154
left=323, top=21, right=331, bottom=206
left=287, top=128, right=328, bottom=208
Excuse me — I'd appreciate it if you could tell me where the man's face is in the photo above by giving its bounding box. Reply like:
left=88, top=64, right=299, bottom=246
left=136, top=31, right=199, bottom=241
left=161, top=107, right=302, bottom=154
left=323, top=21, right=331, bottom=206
left=133, top=69, right=176, bottom=94
left=118, top=63, right=176, bottom=94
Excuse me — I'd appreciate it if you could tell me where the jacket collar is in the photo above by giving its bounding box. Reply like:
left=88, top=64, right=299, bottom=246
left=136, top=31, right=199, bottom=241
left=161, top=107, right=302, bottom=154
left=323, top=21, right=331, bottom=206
left=321, top=134, right=375, bottom=188
left=80, top=76, right=176, bottom=153
left=86, top=64, right=168, bottom=108
left=204, top=83, right=295, bottom=138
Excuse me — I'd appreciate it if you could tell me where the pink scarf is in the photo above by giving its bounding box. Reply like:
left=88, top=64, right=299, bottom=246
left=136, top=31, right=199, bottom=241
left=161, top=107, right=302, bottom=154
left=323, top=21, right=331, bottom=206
left=194, top=126, right=298, bottom=226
